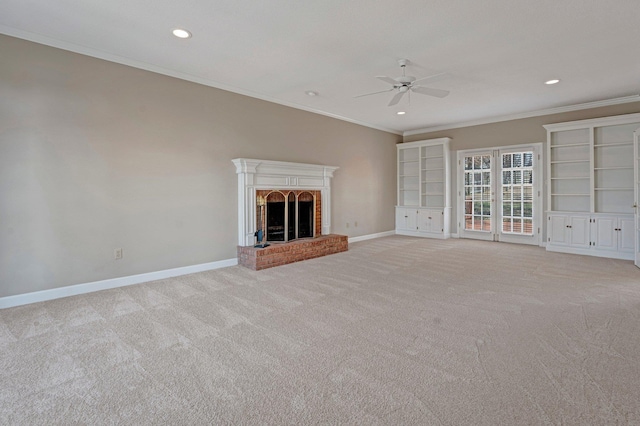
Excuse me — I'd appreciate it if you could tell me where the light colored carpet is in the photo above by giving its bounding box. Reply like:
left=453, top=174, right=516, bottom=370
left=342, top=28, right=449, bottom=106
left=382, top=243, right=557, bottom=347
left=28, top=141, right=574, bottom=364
left=1, top=236, right=639, bottom=425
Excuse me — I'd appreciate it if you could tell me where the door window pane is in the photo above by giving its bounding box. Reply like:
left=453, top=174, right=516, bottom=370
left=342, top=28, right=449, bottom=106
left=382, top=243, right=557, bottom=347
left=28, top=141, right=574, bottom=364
left=464, top=154, right=491, bottom=232
left=482, top=155, right=491, bottom=169
left=503, top=154, right=512, bottom=168
left=500, top=151, right=534, bottom=235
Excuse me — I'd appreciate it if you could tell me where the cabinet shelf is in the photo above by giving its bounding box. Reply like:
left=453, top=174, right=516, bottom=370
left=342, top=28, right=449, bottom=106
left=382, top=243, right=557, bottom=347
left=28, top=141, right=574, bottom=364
left=551, top=176, right=589, bottom=180
left=594, top=187, right=634, bottom=191
left=422, top=155, right=444, bottom=159
left=550, top=142, right=590, bottom=148
left=594, top=142, right=633, bottom=148
left=550, top=160, right=590, bottom=164
left=422, top=167, right=444, bottom=171
left=551, top=193, right=590, bottom=196
left=594, top=166, right=633, bottom=171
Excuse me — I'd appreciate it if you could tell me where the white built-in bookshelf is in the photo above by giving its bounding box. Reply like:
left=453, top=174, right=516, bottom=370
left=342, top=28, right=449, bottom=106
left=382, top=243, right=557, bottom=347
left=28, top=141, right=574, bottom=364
left=396, top=138, right=451, bottom=239
left=545, top=113, right=640, bottom=260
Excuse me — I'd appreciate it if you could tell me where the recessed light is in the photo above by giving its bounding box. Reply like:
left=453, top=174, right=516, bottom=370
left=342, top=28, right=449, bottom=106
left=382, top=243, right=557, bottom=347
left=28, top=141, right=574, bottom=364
left=172, top=28, right=192, bottom=39
left=545, top=79, right=560, bottom=85
left=397, top=111, right=406, bottom=115
left=305, top=91, right=318, bottom=96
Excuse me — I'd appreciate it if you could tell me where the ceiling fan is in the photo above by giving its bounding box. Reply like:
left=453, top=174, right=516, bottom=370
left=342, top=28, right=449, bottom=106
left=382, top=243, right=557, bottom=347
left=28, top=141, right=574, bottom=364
left=355, top=59, right=450, bottom=106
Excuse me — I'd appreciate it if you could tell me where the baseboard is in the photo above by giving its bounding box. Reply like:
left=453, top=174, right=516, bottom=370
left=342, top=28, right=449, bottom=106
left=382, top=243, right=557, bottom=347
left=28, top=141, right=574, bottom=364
left=348, top=230, right=396, bottom=244
left=545, top=244, right=634, bottom=261
left=0, top=258, right=238, bottom=310
left=451, top=233, right=460, bottom=239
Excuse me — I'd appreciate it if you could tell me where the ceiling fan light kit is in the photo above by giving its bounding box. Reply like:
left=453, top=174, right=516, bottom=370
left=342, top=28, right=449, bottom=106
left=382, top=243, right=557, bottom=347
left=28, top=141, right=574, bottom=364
left=356, top=59, right=450, bottom=107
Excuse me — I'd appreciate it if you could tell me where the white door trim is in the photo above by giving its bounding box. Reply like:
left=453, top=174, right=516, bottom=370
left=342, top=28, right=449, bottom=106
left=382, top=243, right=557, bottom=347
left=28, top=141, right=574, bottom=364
left=634, top=130, right=640, bottom=268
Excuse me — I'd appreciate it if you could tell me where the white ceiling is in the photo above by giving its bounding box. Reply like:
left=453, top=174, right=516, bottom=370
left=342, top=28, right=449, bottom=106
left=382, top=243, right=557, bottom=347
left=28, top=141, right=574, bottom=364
left=1, top=0, right=639, bottom=135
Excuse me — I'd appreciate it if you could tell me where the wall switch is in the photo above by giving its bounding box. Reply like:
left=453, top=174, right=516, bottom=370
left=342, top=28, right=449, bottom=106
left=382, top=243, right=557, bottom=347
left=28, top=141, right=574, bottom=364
left=114, top=248, right=123, bottom=260
left=346, top=223, right=349, bottom=228
left=354, top=221, right=358, bottom=227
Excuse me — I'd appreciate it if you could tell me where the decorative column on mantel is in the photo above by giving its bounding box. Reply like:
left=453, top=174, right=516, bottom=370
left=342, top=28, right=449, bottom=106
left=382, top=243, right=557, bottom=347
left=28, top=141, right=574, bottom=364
left=232, top=158, right=339, bottom=247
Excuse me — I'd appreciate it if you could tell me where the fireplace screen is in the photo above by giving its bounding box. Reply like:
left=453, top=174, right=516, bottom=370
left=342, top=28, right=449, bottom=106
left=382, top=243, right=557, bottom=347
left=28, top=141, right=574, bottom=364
left=258, top=190, right=319, bottom=242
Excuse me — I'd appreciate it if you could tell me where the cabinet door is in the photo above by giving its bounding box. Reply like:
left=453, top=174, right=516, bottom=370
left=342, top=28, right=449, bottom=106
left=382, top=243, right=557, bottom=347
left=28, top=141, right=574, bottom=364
left=548, top=215, right=569, bottom=245
left=395, top=208, right=407, bottom=230
left=569, top=216, right=591, bottom=248
left=418, top=209, right=444, bottom=234
left=417, top=209, right=432, bottom=232
left=396, top=208, right=417, bottom=231
left=618, top=217, right=635, bottom=252
left=594, top=217, right=617, bottom=251
left=431, top=209, right=444, bottom=233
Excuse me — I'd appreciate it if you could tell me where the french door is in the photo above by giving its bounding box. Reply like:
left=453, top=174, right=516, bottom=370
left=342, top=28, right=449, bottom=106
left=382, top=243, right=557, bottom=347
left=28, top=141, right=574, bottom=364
left=458, top=144, right=542, bottom=245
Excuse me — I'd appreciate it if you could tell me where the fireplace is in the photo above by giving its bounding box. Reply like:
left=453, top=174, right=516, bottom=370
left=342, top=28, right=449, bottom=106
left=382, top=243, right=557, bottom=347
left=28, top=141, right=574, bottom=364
left=257, top=190, right=321, bottom=243
left=232, top=158, right=338, bottom=246
left=233, top=159, right=347, bottom=269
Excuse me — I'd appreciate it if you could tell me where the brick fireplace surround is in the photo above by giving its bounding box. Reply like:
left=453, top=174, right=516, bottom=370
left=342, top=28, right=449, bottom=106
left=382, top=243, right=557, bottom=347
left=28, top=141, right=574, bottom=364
left=232, top=158, right=347, bottom=270
left=237, top=234, right=348, bottom=270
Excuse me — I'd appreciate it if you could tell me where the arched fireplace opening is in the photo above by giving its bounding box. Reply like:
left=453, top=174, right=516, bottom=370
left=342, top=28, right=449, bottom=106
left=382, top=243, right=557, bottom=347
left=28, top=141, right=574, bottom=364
left=258, top=190, right=319, bottom=243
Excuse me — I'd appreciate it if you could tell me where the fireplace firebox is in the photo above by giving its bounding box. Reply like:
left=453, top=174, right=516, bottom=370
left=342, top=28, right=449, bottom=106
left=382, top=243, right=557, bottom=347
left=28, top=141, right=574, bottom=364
left=257, top=190, right=320, bottom=243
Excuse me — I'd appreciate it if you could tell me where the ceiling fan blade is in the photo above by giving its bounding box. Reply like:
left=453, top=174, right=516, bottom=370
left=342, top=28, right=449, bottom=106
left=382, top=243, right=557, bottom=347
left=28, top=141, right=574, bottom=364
left=388, top=91, right=406, bottom=106
left=354, top=88, right=394, bottom=98
left=412, top=72, right=448, bottom=85
left=376, top=76, right=397, bottom=85
left=411, top=86, right=450, bottom=98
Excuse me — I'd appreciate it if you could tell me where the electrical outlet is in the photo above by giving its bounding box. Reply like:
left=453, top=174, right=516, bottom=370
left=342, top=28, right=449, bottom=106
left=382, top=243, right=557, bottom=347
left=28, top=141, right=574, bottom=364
left=355, top=221, right=358, bottom=227
left=114, top=248, right=123, bottom=260
left=346, top=222, right=349, bottom=228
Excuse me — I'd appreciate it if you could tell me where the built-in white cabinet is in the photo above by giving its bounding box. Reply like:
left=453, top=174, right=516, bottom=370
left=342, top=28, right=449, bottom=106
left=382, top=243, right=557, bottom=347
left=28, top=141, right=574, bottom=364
left=548, top=214, right=590, bottom=248
left=396, top=208, right=447, bottom=236
left=547, top=213, right=634, bottom=259
left=593, top=216, right=635, bottom=253
left=396, top=138, right=451, bottom=239
left=545, top=113, right=640, bottom=261
left=418, top=209, right=445, bottom=234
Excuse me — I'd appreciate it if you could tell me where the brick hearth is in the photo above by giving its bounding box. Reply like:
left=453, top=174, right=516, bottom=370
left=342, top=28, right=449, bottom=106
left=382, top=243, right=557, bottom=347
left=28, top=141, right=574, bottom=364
left=237, top=234, right=348, bottom=270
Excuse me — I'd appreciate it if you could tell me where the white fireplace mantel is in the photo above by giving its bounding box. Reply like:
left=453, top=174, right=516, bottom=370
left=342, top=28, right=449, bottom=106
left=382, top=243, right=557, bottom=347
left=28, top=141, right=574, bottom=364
left=232, top=158, right=339, bottom=246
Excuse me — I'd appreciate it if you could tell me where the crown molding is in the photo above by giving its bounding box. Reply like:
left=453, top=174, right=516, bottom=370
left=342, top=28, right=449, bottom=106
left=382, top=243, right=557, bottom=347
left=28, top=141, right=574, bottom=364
left=0, top=26, right=402, bottom=136
left=403, top=95, right=640, bottom=137
left=5, top=26, right=638, bottom=139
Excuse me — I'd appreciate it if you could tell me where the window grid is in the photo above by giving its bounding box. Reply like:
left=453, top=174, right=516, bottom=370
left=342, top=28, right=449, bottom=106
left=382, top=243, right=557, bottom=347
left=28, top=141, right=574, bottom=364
left=501, top=152, right=534, bottom=235
left=464, top=154, right=491, bottom=231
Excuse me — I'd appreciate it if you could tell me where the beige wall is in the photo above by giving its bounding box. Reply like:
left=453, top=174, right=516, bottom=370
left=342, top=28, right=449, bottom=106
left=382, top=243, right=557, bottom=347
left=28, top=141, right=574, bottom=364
left=404, top=101, right=640, bottom=235
left=0, top=35, right=400, bottom=298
